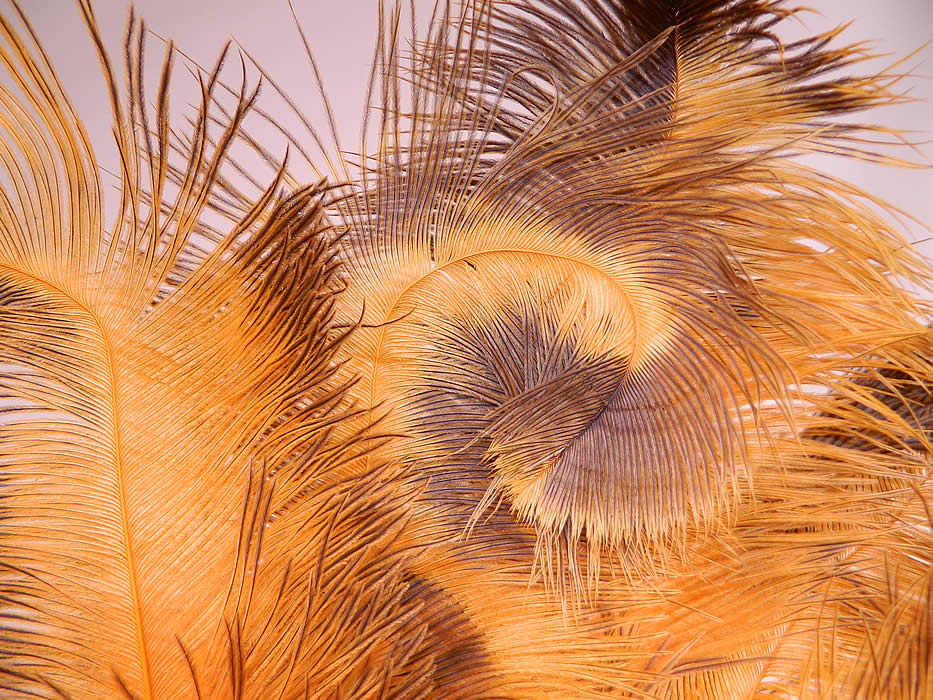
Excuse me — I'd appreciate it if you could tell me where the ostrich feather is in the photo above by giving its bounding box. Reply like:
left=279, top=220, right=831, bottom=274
left=1, top=0, right=932, bottom=697
left=0, top=2, right=434, bottom=696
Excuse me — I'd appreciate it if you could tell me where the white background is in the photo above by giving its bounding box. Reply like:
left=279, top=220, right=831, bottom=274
left=16, top=0, right=933, bottom=252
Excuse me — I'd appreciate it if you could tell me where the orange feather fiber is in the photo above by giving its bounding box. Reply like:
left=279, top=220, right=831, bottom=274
left=1, top=0, right=932, bottom=697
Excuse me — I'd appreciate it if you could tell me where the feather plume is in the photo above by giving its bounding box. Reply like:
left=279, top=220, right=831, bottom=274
left=2, top=0, right=933, bottom=697
left=328, top=0, right=931, bottom=585
left=0, top=2, right=425, bottom=696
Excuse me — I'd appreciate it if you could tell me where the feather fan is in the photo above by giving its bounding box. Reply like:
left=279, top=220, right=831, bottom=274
left=1, top=0, right=932, bottom=697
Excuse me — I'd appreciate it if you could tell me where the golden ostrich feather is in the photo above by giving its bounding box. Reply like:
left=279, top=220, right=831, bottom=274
left=1, top=0, right=932, bottom=697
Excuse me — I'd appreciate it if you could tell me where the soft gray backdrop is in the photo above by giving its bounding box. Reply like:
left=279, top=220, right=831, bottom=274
left=18, top=0, right=933, bottom=250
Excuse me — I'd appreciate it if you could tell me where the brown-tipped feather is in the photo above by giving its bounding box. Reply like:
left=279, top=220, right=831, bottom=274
left=1, top=0, right=932, bottom=698
left=0, top=2, right=393, bottom=696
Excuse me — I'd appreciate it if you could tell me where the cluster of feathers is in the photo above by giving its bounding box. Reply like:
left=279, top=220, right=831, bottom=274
left=1, top=0, right=932, bottom=697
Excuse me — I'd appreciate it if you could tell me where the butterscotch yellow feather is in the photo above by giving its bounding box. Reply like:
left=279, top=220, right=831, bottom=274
left=1, top=0, right=931, bottom=697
